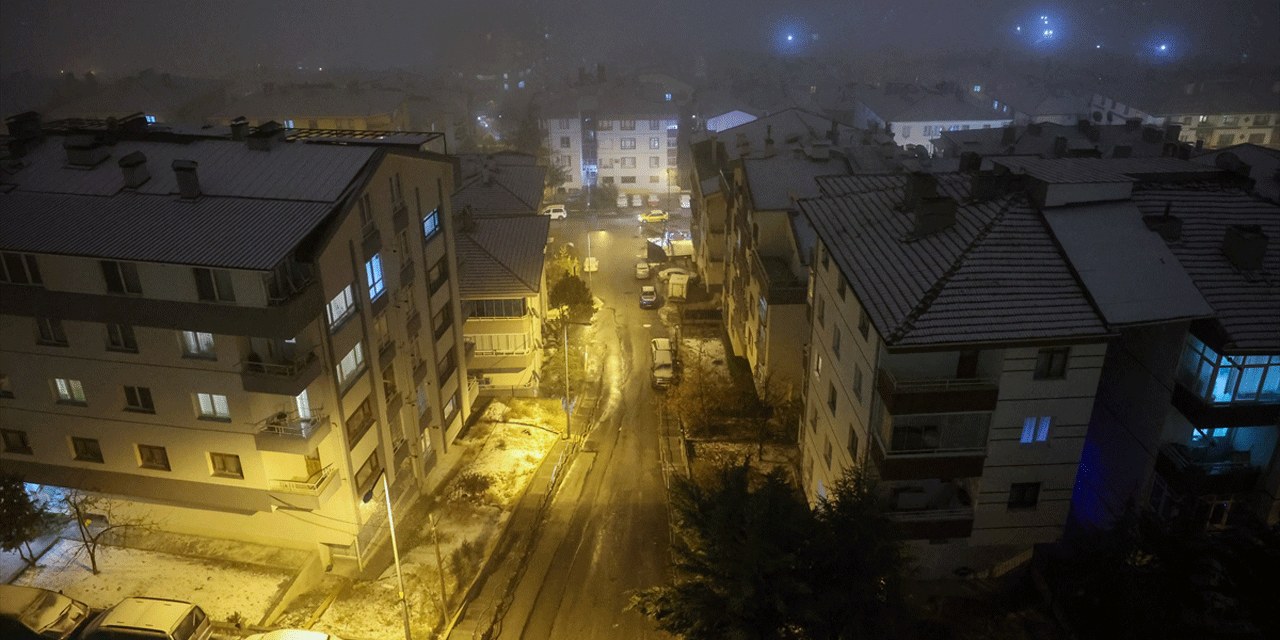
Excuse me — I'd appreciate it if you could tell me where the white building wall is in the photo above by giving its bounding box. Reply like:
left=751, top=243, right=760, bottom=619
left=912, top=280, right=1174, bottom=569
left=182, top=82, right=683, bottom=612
left=893, top=118, right=1014, bottom=152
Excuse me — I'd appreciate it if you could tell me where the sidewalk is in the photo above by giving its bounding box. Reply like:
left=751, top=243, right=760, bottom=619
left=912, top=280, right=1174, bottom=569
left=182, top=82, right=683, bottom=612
left=443, top=387, right=599, bottom=639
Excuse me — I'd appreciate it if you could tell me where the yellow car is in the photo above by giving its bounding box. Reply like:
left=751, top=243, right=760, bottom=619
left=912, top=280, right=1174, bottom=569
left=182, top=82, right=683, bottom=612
left=639, top=209, right=669, bottom=223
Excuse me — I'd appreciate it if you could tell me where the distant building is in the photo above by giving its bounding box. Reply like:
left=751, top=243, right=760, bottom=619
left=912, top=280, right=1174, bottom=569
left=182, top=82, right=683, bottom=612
left=0, top=113, right=471, bottom=572
left=981, top=85, right=1087, bottom=126
left=45, top=69, right=229, bottom=125
left=209, top=82, right=411, bottom=133
left=1091, top=76, right=1280, bottom=150
left=936, top=120, right=1189, bottom=161
left=850, top=83, right=1013, bottom=154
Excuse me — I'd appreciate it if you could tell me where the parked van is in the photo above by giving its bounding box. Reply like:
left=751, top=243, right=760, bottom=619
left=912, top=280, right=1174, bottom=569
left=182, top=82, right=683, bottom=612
left=667, top=273, right=689, bottom=302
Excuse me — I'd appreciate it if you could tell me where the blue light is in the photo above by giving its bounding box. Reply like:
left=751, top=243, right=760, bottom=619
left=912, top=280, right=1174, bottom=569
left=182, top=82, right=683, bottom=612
left=787, top=34, right=793, bottom=41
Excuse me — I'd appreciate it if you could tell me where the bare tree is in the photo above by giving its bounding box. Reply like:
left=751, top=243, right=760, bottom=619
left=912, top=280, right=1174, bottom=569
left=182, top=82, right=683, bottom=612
left=741, top=372, right=802, bottom=458
left=61, top=489, right=157, bottom=575
left=666, top=341, right=734, bottom=438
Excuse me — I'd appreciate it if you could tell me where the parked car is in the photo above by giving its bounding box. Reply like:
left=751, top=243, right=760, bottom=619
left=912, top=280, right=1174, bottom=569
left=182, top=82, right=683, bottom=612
left=667, top=273, right=688, bottom=302
left=541, top=204, right=567, bottom=219
left=651, top=338, right=675, bottom=388
left=640, top=285, right=659, bottom=308
left=635, top=261, right=651, bottom=279
left=246, top=631, right=344, bottom=640
left=616, top=193, right=629, bottom=208
left=657, top=267, right=696, bottom=282
left=0, top=585, right=92, bottom=640
left=631, top=194, right=643, bottom=207
left=79, top=597, right=211, bottom=640
left=639, top=209, right=669, bottom=223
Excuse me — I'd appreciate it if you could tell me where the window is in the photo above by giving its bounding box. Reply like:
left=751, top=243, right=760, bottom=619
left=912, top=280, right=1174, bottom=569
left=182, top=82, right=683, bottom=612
left=1215, top=134, right=1235, bottom=146
left=1021, top=416, right=1052, bottom=444
left=193, top=268, right=236, bottom=302
left=105, top=324, right=137, bottom=352
left=847, top=424, right=859, bottom=459
left=422, top=206, right=441, bottom=239
left=1033, top=348, right=1069, bottom=379
left=467, top=298, right=526, bottom=318
left=100, top=260, right=142, bottom=295
left=1254, top=114, right=1272, bottom=127
left=124, top=386, right=155, bottom=413
left=824, top=439, right=833, bottom=468
left=428, top=257, right=449, bottom=293
left=1007, top=482, right=1041, bottom=510
left=852, top=364, right=864, bottom=402
left=180, top=331, right=216, bottom=358
left=443, top=391, right=459, bottom=423
left=620, top=120, right=636, bottom=130
left=836, top=274, right=847, bottom=300
left=816, top=297, right=825, bottom=327
left=433, top=304, right=454, bottom=339
left=210, top=452, right=243, bottom=478
left=620, top=138, right=636, bottom=150
left=55, top=378, right=86, bottom=404
left=0, top=374, right=12, bottom=398
left=814, top=353, right=823, bottom=377
left=1221, top=115, right=1240, bottom=126
left=649, top=137, right=660, bottom=149
left=416, top=383, right=429, bottom=417
left=601, top=176, right=614, bottom=185
left=559, top=136, right=572, bottom=148
left=389, top=173, right=404, bottom=205
left=72, top=437, right=103, bottom=463
left=649, top=156, right=660, bottom=168
left=1176, top=335, right=1280, bottom=404
left=558, top=119, right=570, bottom=130
left=649, top=120, right=660, bottom=130
left=810, top=407, right=819, bottom=433
left=0, top=252, right=42, bottom=285
left=832, top=327, right=841, bottom=360
left=827, top=382, right=838, bottom=413
left=354, top=450, right=380, bottom=493
left=620, top=157, right=636, bottom=168
left=357, top=193, right=375, bottom=236
left=1249, top=133, right=1268, bottom=144
left=336, top=343, right=366, bottom=387
left=346, top=395, right=376, bottom=442
left=821, top=245, right=830, bottom=271
left=649, top=175, right=660, bottom=183
left=3, top=429, right=32, bottom=454
left=365, top=254, right=385, bottom=301
left=621, top=176, right=636, bottom=184
left=196, top=393, right=230, bottom=420
left=326, top=285, right=357, bottom=329
left=901, top=125, right=910, bottom=138
left=597, top=120, right=613, bottom=130
left=437, top=348, right=457, bottom=381
left=138, top=444, right=170, bottom=471
left=36, top=318, right=68, bottom=346
left=858, top=308, right=870, bottom=339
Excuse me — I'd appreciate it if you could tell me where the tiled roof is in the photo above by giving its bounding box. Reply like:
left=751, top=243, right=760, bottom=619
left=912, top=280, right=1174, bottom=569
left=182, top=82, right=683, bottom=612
left=456, top=215, right=549, bottom=298
left=451, top=154, right=546, bottom=217
left=741, top=152, right=848, bottom=211
left=816, top=173, right=973, bottom=202
left=716, top=107, right=860, bottom=151
left=939, top=122, right=1175, bottom=159
left=986, top=86, right=1085, bottom=117
left=992, top=156, right=1222, bottom=184
left=800, top=175, right=1108, bottom=347
left=1130, top=183, right=1280, bottom=351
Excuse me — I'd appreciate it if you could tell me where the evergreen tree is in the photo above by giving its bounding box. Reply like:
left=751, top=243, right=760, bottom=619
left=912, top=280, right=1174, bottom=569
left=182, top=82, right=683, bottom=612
left=0, top=473, right=57, bottom=567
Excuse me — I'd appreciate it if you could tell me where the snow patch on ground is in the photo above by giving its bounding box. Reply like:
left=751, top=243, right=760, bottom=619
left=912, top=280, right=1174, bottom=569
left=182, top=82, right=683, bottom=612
left=13, top=538, right=290, bottom=622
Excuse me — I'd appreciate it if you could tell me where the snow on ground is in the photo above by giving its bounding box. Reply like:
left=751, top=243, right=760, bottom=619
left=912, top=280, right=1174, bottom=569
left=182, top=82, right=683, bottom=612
left=13, top=538, right=290, bottom=622
left=689, top=442, right=802, bottom=487
left=309, top=399, right=560, bottom=640
left=681, top=337, right=726, bottom=366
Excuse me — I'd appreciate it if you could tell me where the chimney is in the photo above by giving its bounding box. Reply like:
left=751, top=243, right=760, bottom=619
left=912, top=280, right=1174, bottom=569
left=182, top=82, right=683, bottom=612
left=805, top=140, right=831, bottom=160
left=1052, top=136, right=1068, bottom=158
left=969, top=171, right=1008, bottom=202
left=597, top=63, right=606, bottom=83
left=736, top=132, right=750, bottom=157
left=230, top=116, right=249, bottom=141
left=827, top=119, right=840, bottom=144
left=118, top=151, right=150, bottom=188
left=1125, top=118, right=1141, bottom=132
left=1000, top=126, right=1017, bottom=146
left=5, top=111, right=43, bottom=158
left=959, top=151, right=982, bottom=172
left=247, top=120, right=285, bottom=151
left=1027, top=122, right=1042, bottom=136
left=911, top=196, right=958, bottom=237
left=1222, top=224, right=1267, bottom=271
left=1112, top=145, right=1132, bottom=158
left=1164, top=124, right=1182, bottom=141
left=1195, top=138, right=1204, bottom=151
left=63, top=135, right=110, bottom=167
left=1141, top=126, right=1163, bottom=144
left=900, top=171, right=938, bottom=210
left=172, top=159, right=201, bottom=199
left=1142, top=203, right=1182, bottom=241
left=764, top=125, right=774, bottom=156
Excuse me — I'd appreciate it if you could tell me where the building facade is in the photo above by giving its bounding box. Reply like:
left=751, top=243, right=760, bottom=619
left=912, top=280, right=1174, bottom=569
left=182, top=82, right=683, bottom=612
left=0, top=114, right=470, bottom=570
left=542, top=93, right=679, bottom=200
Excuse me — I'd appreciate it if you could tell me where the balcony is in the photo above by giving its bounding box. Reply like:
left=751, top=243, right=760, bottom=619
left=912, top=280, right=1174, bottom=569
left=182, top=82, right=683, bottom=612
left=750, top=254, right=807, bottom=305
left=1155, top=442, right=1262, bottom=497
left=241, top=350, right=323, bottom=396
left=267, top=467, right=340, bottom=511
left=882, top=479, right=976, bottom=537
left=254, top=409, right=331, bottom=455
left=870, top=410, right=990, bottom=481
left=876, top=368, right=999, bottom=415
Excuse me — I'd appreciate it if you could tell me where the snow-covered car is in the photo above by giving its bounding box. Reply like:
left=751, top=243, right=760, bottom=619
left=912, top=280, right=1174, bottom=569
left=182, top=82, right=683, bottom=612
left=246, top=631, right=344, bottom=640
left=0, top=585, right=92, bottom=640
left=583, top=256, right=599, bottom=272
left=640, top=285, right=659, bottom=308
left=651, top=338, right=675, bottom=388
left=541, top=204, right=567, bottom=219
left=657, top=267, right=697, bottom=283
left=79, top=597, right=211, bottom=640
left=616, top=193, right=630, bottom=208
left=635, top=261, right=651, bottom=279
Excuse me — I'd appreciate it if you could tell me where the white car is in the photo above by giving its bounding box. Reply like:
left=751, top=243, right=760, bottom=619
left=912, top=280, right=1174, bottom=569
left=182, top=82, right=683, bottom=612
left=657, top=267, right=696, bottom=283
left=616, top=194, right=629, bottom=208
left=650, top=338, right=675, bottom=387
left=246, top=631, right=344, bottom=640
left=583, top=256, right=599, bottom=272
left=0, top=585, right=92, bottom=640
left=635, top=261, right=651, bottom=279
left=541, top=204, right=567, bottom=219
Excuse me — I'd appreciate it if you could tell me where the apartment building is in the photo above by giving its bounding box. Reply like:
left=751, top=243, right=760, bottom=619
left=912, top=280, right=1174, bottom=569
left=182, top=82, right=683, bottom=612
left=936, top=121, right=1188, bottom=161
left=850, top=83, right=1013, bottom=154
left=451, top=154, right=550, bottom=396
left=796, top=157, right=1243, bottom=577
left=1092, top=77, right=1280, bottom=149
left=208, top=82, right=411, bottom=133
left=541, top=91, right=679, bottom=200
left=0, top=113, right=470, bottom=570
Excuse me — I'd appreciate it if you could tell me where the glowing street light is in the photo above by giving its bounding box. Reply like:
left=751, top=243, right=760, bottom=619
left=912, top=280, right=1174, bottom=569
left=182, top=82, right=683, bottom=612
left=362, top=470, right=411, bottom=640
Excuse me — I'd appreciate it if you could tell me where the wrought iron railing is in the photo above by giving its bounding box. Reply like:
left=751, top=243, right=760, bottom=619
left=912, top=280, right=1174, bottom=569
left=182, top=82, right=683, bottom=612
left=268, top=466, right=335, bottom=495
left=257, top=408, right=326, bottom=439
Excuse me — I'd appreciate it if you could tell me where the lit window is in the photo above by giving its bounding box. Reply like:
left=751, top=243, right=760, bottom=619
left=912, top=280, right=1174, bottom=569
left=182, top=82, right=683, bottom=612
left=365, top=254, right=385, bottom=300
left=283, top=120, right=295, bottom=128
left=326, top=285, right=357, bottom=329
left=620, top=138, right=636, bottom=150
left=650, top=137, right=660, bottom=149
left=180, top=331, right=216, bottom=358
left=196, top=393, right=230, bottom=420
left=973, top=85, right=981, bottom=92
left=422, top=207, right=441, bottom=239
left=1021, top=417, right=1052, bottom=443
left=55, top=378, right=86, bottom=403
left=336, top=343, right=366, bottom=387
left=144, top=115, right=157, bottom=124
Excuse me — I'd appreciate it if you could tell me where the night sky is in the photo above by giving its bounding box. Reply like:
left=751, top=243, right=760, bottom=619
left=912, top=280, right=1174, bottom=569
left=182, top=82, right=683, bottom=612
left=2, top=0, right=1277, bottom=77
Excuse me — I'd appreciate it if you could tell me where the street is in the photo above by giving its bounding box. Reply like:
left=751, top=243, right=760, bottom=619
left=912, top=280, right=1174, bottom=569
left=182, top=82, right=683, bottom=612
left=450, top=212, right=682, bottom=639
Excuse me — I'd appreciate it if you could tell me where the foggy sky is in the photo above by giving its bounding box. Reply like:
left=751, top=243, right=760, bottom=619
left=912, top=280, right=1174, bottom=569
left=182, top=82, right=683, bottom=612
left=2, top=0, right=1277, bottom=77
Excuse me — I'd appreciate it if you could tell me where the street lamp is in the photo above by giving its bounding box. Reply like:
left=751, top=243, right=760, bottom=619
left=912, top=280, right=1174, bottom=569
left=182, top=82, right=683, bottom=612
left=362, top=469, right=411, bottom=640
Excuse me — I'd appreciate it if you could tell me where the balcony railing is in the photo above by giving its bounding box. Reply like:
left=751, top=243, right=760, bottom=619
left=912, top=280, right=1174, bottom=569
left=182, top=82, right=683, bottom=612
left=255, top=408, right=331, bottom=455
left=244, top=350, right=317, bottom=377
left=1155, top=442, right=1262, bottom=496
left=876, top=367, right=999, bottom=415
left=264, top=262, right=315, bottom=306
left=268, top=466, right=336, bottom=495
left=242, top=350, right=322, bottom=396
